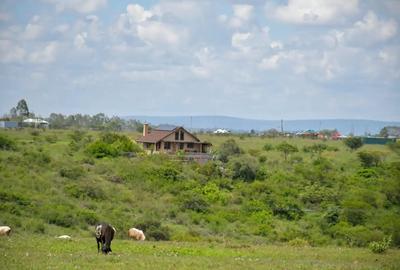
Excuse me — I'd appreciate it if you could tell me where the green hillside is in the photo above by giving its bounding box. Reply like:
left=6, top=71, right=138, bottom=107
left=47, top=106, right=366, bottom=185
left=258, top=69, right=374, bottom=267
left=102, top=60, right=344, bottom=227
left=1, top=128, right=399, bottom=249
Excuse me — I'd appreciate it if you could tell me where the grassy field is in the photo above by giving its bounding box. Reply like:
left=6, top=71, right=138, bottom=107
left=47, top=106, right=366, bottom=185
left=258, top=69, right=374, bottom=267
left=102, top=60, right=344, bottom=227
left=1, top=235, right=400, bottom=270
left=1, top=128, right=399, bottom=269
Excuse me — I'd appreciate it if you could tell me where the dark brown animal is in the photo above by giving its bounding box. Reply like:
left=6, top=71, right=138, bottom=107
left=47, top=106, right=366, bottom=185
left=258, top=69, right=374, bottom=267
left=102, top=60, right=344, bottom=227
left=95, top=223, right=116, bottom=254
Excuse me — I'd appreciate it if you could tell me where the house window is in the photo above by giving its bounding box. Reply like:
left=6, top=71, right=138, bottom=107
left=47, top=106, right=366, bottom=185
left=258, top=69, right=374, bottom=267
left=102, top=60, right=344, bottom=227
left=164, top=142, right=171, bottom=149
left=179, top=143, right=184, bottom=150
left=187, top=143, right=194, bottom=148
left=175, top=132, right=179, bottom=140
left=180, top=131, right=184, bottom=140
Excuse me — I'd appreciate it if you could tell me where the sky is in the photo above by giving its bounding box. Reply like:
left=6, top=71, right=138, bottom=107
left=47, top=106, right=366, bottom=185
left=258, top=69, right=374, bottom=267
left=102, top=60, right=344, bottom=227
left=0, top=0, right=399, bottom=121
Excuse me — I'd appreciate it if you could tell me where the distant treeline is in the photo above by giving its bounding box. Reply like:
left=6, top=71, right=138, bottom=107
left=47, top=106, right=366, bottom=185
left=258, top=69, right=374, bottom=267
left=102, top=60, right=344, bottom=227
left=46, top=113, right=143, bottom=131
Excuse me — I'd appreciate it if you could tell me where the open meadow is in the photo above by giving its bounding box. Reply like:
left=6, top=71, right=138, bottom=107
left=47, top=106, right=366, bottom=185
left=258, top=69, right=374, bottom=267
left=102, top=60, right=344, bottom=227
left=0, top=128, right=399, bottom=269
left=1, top=234, right=400, bottom=270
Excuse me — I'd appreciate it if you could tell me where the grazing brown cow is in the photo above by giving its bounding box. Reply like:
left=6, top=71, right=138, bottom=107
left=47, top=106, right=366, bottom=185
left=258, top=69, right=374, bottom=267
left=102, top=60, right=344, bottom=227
left=95, top=223, right=115, bottom=254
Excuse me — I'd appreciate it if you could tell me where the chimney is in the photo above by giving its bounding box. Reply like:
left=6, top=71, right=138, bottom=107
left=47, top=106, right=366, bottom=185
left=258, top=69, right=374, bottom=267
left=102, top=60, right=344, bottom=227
left=143, top=123, right=149, bottom=137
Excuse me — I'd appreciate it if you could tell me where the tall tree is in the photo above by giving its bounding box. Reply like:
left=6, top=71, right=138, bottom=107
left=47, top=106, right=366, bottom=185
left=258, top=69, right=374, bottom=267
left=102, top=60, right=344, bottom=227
left=343, top=137, right=364, bottom=151
left=9, top=107, right=17, bottom=118
left=276, top=141, right=298, bottom=161
left=16, top=99, right=29, bottom=117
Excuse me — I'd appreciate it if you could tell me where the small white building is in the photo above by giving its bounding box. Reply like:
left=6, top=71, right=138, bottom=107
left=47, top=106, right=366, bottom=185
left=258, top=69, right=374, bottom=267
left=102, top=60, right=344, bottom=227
left=213, top=128, right=230, bottom=134
left=23, top=118, right=49, bottom=128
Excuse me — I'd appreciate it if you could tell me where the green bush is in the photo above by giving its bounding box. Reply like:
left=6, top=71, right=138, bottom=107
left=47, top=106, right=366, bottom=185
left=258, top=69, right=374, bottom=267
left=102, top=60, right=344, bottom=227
left=276, top=141, right=298, bottom=161
left=45, top=134, right=58, bottom=143
left=369, top=236, right=392, bottom=253
left=268, top=198, right=304, bottom=221
left=343, top=137, right=363, bottom=151
left=24, top=150, right=51, bottom=165
left=181, top=191, right=209, bottom=213
left=42, top=205, right=77, bottom=228
left=0, top=134, right=17, bottom=150
left=69, top=130, right=87, bottom=142
left=357, top=151, right=385, bottom=167
left=342, top=200, right=369, bottom=226
left=288, top=237, right=310, bottom=247
left=228, top=155, right=259, bottom=182
left=156, top=165, right=181, bottom=181
left=64, top=183, right=105, bottom=200
left=263, top=143, right=274, bottom=151
left=86, top=132, right=141, bottom=158
left=59, top=165, right=85, bottom=179
left=217, top=139, right=242, bottom=162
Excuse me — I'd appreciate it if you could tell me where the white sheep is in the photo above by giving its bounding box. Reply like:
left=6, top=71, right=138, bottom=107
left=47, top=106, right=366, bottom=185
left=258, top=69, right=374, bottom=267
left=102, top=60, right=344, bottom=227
left=128, top=228, right=145, bottom=241
left=0, top=226, right=11, bottom=236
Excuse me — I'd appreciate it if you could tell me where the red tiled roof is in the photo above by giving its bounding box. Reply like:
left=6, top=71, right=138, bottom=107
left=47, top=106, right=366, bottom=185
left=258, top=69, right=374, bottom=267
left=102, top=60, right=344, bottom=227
left=136, top=130, right=173, bottom=143
left=136, top=126, right=211, bottom=145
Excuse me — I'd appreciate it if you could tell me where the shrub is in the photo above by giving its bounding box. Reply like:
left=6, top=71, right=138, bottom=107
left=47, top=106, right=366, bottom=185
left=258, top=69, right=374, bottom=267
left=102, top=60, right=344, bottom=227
left=30, top=130, right=40, bottom=137
left=181, top=191, right=209, bottom=213
left=59, top=166, right=85, bottom=179
left=342, top=200, right=369, bottom=226
left=357, top=151, right=385, bottom=167
left=288, top=238, right=310, bottom=247
left=369, top=236, right=392, bottom=253
left=263, top=143, right=274, bottom=151
left=77, top=209, right=98, bottom=225
left=86, top=132, right=141, bottom=158
left=0, top=134, right=17, bottom=150
left=269, top=198, right=304, bottom=220
left=199, top=161, right=222, bottom=178
left=24, top=150, right=51, bottom=165
left=64, top=183, right=105, bottom=200
left=217, top=139, right=242, bottom=162
left=42, top=205, right=77, bottom=228
left=45, top=134, right=58, bottom=143
left=276, top=141, right=298, bottom=161
left=303, top=143, right=328, bottom=157
left=258, top=155, right=267, bottom=163
left=228, top=155, right=259, bottom=182
left=343, top=137, right=363, bottom=151
left=156, top=165, right=180, bottom=181
left=69, top=130, right=86, bottom=143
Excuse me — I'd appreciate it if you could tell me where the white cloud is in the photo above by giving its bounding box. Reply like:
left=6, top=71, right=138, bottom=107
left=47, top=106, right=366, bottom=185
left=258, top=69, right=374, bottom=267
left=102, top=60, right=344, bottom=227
left=222, top=4, right=254, bottom=28
left=137, top=21, right=185, bottom=46
left=126, top=4, right=153, bottom=23
left=233, top=4, right=253, bottom=21
left=152, top=1, right=204, bottom=21
left=232, top=32, right=252, bottom=52
left=259, top=54, right=281, bottom=70
left=268, top=0, right=359, bottom=25
left=344, top=11, right=397, bottom=46
left=45, top=0, right=106, bottom=13
left=23, top=15, right=43, bottom=40
left=74, top=32, right=88, bottom=49
left=29, top=42, right=58, bottom=64
left=0, top=40, right=25, bottom=63
left=270, top=41, right=283, bottom=49
left=54, top=24, right=69, bottom=33
left=231, top=27, right=270, bottom=54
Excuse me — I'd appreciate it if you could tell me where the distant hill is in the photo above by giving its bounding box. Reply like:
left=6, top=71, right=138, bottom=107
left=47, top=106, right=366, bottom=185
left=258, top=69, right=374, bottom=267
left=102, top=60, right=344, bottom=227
left=123, top=115, right=400, bottom=136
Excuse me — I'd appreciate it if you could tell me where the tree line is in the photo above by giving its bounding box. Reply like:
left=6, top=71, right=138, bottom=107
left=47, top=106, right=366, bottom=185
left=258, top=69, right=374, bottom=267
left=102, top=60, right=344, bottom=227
left=1, top=99, right=143, bottom=132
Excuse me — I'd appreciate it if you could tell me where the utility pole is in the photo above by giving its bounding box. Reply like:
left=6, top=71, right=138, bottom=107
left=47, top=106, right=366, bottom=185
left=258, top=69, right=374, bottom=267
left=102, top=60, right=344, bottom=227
left=280, top=119, right=284, bottom=134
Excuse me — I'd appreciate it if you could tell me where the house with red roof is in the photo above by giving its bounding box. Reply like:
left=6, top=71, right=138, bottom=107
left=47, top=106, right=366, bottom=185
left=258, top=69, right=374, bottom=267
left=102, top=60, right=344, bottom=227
left=136, top=124, right=212, bottom=155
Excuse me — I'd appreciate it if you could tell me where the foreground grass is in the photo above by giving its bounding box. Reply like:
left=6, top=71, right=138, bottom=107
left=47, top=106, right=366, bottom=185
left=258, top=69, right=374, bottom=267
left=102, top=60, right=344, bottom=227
left=1, top=235, right=399, bottom=270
